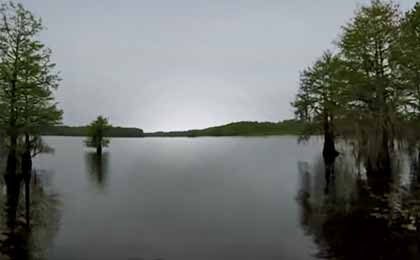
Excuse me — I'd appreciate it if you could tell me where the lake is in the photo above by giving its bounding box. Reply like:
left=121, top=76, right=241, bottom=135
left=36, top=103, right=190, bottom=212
left=2, top=136, right=420, bottom=259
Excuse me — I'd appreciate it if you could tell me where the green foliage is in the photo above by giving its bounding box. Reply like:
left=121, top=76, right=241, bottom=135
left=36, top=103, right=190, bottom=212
left=397, top=3, right=420, bottom=117
left=0, top=1, right=61, bottom=156
left=293, top=0, right=420, bottom=171
left=85, top=116, right=111, bottom=149
left=337, top=0, right=402, bottom=169
left=292, top=51, right=346, bottom=141
left=394, top=3, right=420, bottom=148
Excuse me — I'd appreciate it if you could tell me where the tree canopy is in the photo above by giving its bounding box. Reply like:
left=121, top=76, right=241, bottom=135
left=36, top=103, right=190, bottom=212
left=293, top=0, right=420, bottom=174
left=0, top=1, right=61, bottom=174
left=85, top=116, right=111, bottom=155
left=292, top=51, right=345, bottom=161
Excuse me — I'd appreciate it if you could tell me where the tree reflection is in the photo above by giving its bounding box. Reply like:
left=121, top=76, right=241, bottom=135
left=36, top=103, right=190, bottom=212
left=85, top=152, right=109, bottom=190
left=296, top=155, right=420, bottom=260
left=0, top=169, right=61, bottom=259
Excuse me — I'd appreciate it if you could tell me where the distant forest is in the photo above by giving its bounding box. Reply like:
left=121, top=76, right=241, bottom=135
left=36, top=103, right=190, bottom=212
left=41, top=126, right=144, bottom=137
left=41, top=120, right=307, bottom=138
left=144, top=120, right=307, bottom=137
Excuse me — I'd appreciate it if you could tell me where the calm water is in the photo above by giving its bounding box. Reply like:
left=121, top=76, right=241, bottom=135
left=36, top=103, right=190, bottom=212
left=33, top=136, right=319, bottom=260
left=2, top=136, right=420, bottom=259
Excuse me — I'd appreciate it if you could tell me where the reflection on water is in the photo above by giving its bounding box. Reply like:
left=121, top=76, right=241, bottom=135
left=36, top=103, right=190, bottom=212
left=39, top=137, right=320, bottom=260
left=296, top=154, right=420, bottom=260
left=0, top=169, right=61, bottom=259
left=85, top=152, right=109, bottom=190
left=23, top=137, right=420, bottom=259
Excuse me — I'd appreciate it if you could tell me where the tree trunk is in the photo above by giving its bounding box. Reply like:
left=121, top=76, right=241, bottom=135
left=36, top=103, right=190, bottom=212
left=22, top=133, right=32, bottom=174
left=324, top=161, right=335, bottom=195
left=97, top=145, right=102, bottom=156
left=365, top=126, right=392, bottom=193
left=4, top=172, right=21, bottom=231
left=376, top=126, right=391, bottom=176
left=323, top=131, right=338, bottom=163
left=24, top=179, right=30, bottom=230
left=6, top=135, right=17, bottom=176
left=7, top=78, right=18, bottom=176
left=322, top=112, right=338, bottom=164
left=22, top=133, right=32, bottom=230
left=366, top=169, right=391, bottom=195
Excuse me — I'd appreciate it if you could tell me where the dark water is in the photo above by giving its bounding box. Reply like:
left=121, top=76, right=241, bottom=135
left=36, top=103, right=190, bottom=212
left=1, top=136, right=420, bottom=259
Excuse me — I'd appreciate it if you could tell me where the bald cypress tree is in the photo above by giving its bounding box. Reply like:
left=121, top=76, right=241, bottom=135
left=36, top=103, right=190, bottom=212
left=85, top=116, right=111, bottom=155
left=293, top=51, right=345, bottom=163
left=0, top=2, right=62, bottom=175
left=337, top=0, right=402, bottom=175
left=394, top=3, right=420, bottom=160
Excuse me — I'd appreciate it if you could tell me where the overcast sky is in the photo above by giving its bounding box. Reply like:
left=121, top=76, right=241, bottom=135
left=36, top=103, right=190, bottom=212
left=20, top=0, right=417, bottom=132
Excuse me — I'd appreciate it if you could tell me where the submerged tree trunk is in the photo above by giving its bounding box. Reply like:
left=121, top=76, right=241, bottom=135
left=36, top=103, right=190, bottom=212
left=367, top=126, right=391, bottom=177
left=365, top=125, right=392, bottom=193
left=24, top=179, right=31, bottom=230
left=369, top=85, right=391, bottom=176
left=4, top=171, right=22, bottom=260
left=323, top=131, right=338, bottom=163
left=4, top=172, right=21, bottom=231
left=5, top=102, right=19, bottom=226
left=22, top=133, right=32, bottom=229
left=6, top=134, right=17, bottom=176
left=322, top=112, right=338, bottom=164
left=96, top=145, right=102, bottom=156
left=324, top=161, right=335, bottom=195
left=377, top=129, right=391, bottom=174
left=22, top=133, right=32, bottom=173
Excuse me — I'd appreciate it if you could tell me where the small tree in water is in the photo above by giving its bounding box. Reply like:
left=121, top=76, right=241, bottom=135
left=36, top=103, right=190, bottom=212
left=85, top=116, right=111, bottom=155
left=292, top=51, right=345, bottom=163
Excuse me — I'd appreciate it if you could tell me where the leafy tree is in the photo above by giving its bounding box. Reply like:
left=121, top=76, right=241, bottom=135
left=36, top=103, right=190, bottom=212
left=396, top=3, right=420, bottom=115
left=85, top=116, right=111, bottom=155
left=394, top=3, right=420, bottom=159
left=292, top=51, right=345, bottom=163
left=337, top=0, right=402, bottom=174
left=0, top=2, right=61, bottom=175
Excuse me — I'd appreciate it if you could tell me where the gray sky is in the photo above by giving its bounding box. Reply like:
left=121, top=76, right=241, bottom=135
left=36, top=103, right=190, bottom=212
left=21, top=0, right=417, bottom=132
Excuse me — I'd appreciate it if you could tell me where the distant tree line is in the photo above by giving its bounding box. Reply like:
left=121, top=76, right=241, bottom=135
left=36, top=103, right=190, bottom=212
left=292, top=1, right=420, bottom=176
left=41, top=125, right=144, bottom=138
left=145, top=120, right=307, bottom=137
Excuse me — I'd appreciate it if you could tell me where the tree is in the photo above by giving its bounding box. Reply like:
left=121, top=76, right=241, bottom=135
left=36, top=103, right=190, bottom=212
left=394, top=3, right=420, bottom=160
left=337, top=0, right=402, bottom=175
left=85, top=116, right=111, bottom=155
left=396, top=3, right=420, bottom=115
left=0, top=2, right=61, bottom=175
left=292, top=51, right=345, bottom=163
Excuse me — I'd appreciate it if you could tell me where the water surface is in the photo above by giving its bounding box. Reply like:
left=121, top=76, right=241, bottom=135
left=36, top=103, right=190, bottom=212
left=5, top=136, right=418, bottom=260
left=34, top=136, right=319, bottom=260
